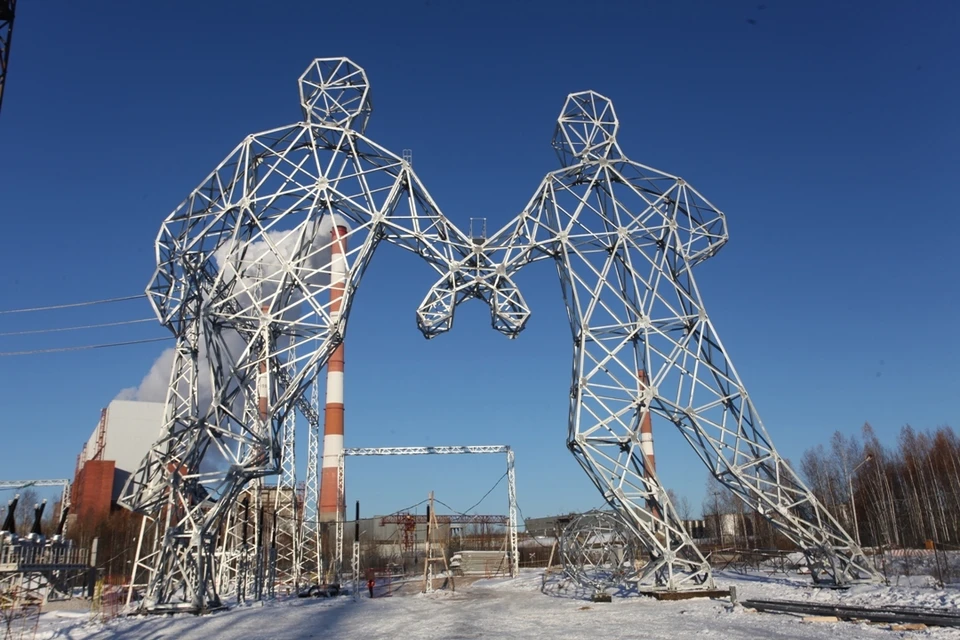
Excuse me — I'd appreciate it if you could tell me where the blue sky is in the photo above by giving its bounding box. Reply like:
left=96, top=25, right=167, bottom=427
left=0, top=0, right=957, bottom=521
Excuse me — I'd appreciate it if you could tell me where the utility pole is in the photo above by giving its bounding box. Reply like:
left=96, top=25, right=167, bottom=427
left=422, top=492, right=452, bottom=593
left=846, top=454, right=873, bottom=547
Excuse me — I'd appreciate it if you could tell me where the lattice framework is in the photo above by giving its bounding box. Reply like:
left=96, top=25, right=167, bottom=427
left=119, top=57, right=525, bottom=613
left=121, top=57, right=876, bottom=613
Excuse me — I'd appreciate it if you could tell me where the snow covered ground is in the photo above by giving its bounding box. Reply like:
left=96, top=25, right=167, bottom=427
left=26, top=570, right=960, bottom=639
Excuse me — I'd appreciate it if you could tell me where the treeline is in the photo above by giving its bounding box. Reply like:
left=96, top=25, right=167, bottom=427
left=0, top=488, right=62, bottom=537
left=800, top=423, right=960, bottom=549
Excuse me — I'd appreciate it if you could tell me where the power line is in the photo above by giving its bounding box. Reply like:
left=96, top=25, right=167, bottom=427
left=0, top=294, right=146, bottom=315
left=462, top=472, right=507, bottom=514
left=0, top=336, right=172, bottom=357
left=433, top=471, right=508, bottom=517
left=0, top=317, right=156, bottom=336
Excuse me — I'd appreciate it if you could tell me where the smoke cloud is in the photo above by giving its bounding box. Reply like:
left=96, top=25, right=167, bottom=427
left=115, top=347, right=176, bottom=403
left=116, top=213, right=352, bottom=403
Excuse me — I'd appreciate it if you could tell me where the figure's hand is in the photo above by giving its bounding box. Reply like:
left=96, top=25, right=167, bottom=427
left=415, top=271, right=530, bottom=340
left=416, top=276, right=457, bottom=339
left=488, top=273, right=530, bottom=338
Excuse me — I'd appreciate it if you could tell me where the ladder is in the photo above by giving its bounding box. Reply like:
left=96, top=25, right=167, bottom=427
left=422, top=492, right=453, bottom=593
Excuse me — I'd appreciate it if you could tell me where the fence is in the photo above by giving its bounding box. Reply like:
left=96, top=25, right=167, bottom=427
left=0, top=543, right=88, bottom=572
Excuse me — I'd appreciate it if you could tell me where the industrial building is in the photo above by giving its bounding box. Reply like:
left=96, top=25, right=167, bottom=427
left=524, top=512, right=710, bottom=541
left=68, top=400, right=164, bottom=532
left=350, top=513, right=510, bottom=575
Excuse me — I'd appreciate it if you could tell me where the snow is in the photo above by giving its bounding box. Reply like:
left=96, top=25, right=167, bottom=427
left=24, top=570, right=960, bottom=639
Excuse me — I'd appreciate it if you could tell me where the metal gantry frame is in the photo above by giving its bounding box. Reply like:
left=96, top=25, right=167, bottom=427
left=120, top=56, right=876, bottom=613
left=297, top=371, right=323, bottom=584
left=334, top=445, right=518, bottom=581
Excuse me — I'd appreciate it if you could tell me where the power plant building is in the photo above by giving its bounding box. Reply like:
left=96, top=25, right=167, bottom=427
left=69, top=400, right=164, bottom=530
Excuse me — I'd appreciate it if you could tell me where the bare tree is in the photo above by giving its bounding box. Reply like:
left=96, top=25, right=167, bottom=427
left=12, top=489, right=41, bottom=536
left=666, top=489, right=693, bottom=522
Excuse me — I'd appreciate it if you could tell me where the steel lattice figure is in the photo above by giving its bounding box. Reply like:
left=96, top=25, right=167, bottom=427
left=474, top=91, right=878, bottom=588
left=122, top=57, right=878, bottom=611
left=118, top=57, right=527, bottom=613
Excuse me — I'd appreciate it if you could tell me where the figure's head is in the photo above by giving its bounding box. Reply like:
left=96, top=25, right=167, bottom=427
left=299, top=57, right=372, bottom=132
left=552, top=91, right=619, bottom=166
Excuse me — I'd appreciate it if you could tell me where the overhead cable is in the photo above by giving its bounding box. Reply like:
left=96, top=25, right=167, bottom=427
left=0, top=336, right=172, bottom=357
left=0, top=294, right=146, bottom=315
left=0, top=317, right=156, bottom=336
left=434, top=471, right=508, bottom=516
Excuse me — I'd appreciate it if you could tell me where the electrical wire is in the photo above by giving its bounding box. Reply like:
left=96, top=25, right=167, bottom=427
left=0, top=336, right=173, bottom=357
left=461, top=472, right=507, bottom=514
left=433, top=471, right=508, bottom=517
left=299, top=498, right=430, bottom=527
left=0, top=317, right=156, bottom=337
left=0, top=294, right=146, bottom=315
left=383, top=498, right=429, bottom=518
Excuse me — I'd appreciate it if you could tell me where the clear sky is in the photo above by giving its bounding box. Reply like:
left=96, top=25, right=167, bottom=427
left=0, top=0, right=957, bottom=521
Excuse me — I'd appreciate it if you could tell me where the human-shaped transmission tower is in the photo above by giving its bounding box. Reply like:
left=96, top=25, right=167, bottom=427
left=122, top=56, right=877, bottom=612
left=118, top=57, right=528, bottom=613
left=470, top=91, right=879, bottom=589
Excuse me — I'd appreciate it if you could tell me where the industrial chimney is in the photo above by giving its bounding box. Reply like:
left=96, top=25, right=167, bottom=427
left=637, top=369, right=656, bottom=474
left=319, top=223, right=348, bottom=522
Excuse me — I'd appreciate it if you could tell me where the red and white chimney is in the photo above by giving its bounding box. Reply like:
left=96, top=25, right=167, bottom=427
left=319, top=224, right=348, bottom=522
left=637, top=369, right=656, bottom=474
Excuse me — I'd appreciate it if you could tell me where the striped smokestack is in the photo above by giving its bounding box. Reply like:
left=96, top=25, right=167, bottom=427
left=319, top=224, right=348, bottom=523
left=638, top=369, right=660, bottom=522
left=637, top=369, right=656, bottom=474
left=258, top=304, right=270, bottom=424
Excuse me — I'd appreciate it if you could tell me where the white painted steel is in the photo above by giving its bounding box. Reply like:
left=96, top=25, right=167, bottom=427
left=119, top=57, right=875, bottom=613
left=468, top=90, right=877, bottom=589
left=117, top=56, right=519, bottom=612
left=275, top=341, right=299, bottom=589
left=296, top=370, right=322, bottom=584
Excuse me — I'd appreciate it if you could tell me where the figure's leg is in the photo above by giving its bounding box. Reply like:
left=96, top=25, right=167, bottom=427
left=647, top=312, right=876, bottom=583
left=566, top=333, right=714, bottom=590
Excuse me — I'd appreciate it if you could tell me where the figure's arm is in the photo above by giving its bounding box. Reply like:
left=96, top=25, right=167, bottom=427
left=376, top=165, right=536, bottom=339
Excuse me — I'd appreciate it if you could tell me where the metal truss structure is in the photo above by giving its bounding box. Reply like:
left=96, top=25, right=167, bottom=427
left=559, top=511, right=637, bottom=594
left=0, top=480, right=71, bottom=535
left=0, top=0, right=14, bottom=116
left=118, top=57, right=522, bottom=613
left=274, top=344, right=299, bottom=590
left=121, top=55, right=875, bottom=613
left=298, top=373, right=322, bottom=584
left=335, top=445, right=518, bottom=580
left=468, top=91, right=878, bottom=588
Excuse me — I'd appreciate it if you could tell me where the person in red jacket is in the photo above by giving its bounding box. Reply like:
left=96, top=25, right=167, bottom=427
left=367, top=578, right=376, bottom=598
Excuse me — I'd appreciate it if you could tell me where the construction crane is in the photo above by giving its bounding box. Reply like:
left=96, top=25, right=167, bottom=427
left=0, top=0, right=15, bottom=115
